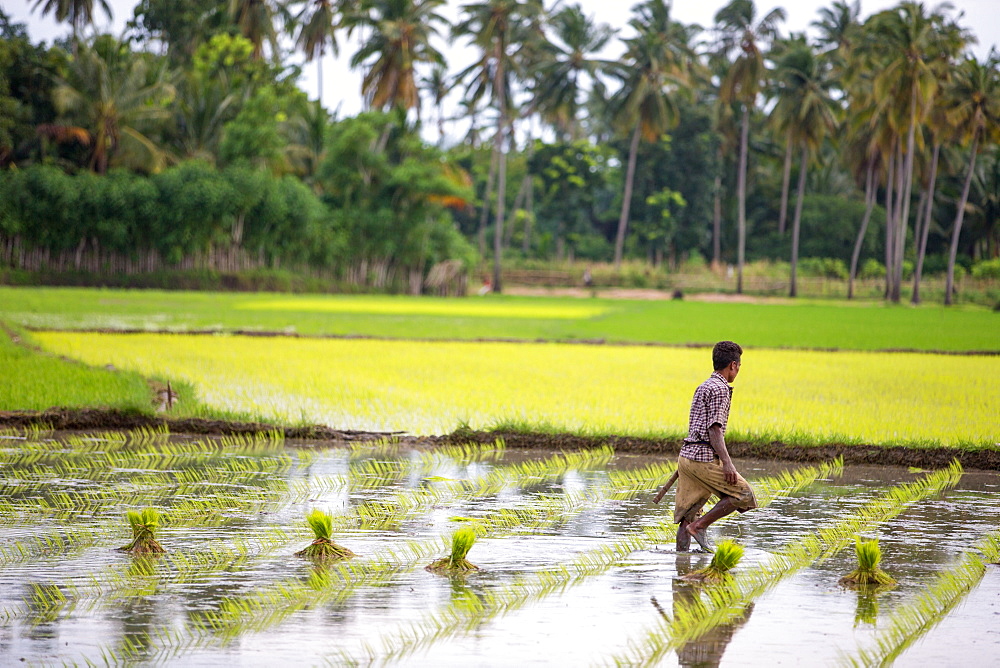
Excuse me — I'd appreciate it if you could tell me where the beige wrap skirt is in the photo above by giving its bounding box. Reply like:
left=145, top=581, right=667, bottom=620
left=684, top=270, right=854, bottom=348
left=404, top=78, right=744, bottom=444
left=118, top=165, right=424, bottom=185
left=673, top=456, right=757, bottom=524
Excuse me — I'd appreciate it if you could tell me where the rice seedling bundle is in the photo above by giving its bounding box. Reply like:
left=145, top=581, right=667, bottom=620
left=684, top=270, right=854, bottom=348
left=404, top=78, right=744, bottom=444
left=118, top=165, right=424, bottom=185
left=34, top=332, right=1000, bottom=447
left=118, top=508, right=166, bottom=554
left=843, top=530, right=1000, bottom=667
left=682, top=540, right=744, bottom=583
left=839, top=537, right=897, bottom=586
left=426, top=526, right=479, bottom=572
left=295, top=510, right=356, bottom=561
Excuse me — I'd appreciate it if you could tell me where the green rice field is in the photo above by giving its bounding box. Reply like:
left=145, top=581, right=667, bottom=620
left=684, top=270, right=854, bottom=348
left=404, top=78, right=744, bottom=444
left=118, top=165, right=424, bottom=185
left=2, top=286, right=998, bottom=451
left=32, top=331, right=1000, bottom=448
left=2, top=286, right=997, bottom=352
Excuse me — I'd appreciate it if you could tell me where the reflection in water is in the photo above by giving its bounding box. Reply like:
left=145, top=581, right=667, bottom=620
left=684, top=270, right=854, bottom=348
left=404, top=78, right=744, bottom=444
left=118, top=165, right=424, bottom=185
left=649, top=554, right=754, bottom=668
left=113, top=555, right=166, bottom=661
left=852, top=584, right=894, bottom=627
left=855, top=588, right=879, bottom=626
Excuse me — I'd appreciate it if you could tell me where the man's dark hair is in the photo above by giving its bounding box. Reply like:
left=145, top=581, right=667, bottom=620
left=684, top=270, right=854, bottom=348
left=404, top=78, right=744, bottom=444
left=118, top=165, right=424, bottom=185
left=713, top=341, right=742, bottom=370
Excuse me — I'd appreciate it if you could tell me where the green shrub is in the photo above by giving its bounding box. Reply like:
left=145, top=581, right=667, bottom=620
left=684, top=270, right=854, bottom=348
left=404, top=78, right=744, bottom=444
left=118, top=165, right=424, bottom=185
left=680, top=250, right=708, bottom=272
left=799, top=257, right=848, bottom=279
left=971, top=258, right=1000, bottom=280
left=859, top=258, right=885, bottom=279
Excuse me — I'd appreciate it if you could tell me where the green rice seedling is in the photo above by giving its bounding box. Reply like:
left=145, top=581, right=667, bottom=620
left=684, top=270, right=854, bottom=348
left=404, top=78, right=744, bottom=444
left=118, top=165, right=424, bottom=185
left=426, top=526, right=479, bottom=572
left=118, top=508, right=166, bottom=554
left=840, top=537, right=896, bottom=586
left=295, top=510, right=356, bottom=561
left=682, top=540, right=744, bottom=583
left=842, top=530, right=1000, bottom=667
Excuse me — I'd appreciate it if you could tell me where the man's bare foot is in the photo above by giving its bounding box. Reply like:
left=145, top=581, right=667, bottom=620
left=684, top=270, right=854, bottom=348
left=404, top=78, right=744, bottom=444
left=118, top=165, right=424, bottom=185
left=685, top=525, right=714, bottom=552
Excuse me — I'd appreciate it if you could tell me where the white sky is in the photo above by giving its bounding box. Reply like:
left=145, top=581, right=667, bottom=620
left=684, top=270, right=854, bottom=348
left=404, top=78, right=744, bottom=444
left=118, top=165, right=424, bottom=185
left=6, top=0, right=999, bottom=130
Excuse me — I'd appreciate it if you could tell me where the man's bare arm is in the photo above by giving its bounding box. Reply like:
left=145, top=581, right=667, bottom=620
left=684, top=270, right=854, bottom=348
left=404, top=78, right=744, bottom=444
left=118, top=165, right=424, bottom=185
left=708, top=424, right=738, bottom=485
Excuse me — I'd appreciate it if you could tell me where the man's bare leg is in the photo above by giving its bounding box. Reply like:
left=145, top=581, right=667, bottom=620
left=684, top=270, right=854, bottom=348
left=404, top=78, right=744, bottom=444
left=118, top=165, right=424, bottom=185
left=676, top=519, right=692, bottom=551
left=676, top=507, right=702, bottom=551
left=685, top=495, right=740, bottom=541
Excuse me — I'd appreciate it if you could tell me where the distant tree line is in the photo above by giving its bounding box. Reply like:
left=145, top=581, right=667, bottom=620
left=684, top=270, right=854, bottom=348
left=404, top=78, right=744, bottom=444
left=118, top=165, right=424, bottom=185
left=1, top=0, right=998, bottom=302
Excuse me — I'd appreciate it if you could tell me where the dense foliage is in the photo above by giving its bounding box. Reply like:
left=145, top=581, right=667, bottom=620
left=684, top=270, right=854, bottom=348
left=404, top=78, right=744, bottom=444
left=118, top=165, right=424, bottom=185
left=1, top=1, right=998, bottom=301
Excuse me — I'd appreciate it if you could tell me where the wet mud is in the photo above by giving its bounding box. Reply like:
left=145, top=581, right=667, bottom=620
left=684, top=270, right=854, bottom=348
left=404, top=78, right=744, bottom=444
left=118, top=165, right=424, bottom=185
left=1, top=408, right=997, bottom=470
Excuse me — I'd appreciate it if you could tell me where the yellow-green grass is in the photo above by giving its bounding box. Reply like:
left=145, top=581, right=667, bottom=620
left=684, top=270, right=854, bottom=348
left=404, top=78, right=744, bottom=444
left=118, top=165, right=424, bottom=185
left=32, top=332, right=1000, bottom=448
left=237, top=297, right=607, bottom=319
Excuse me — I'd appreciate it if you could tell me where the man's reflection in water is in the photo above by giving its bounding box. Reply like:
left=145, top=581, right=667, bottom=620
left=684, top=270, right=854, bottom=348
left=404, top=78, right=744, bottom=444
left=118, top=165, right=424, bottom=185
left=649, top=554, right=755, bottom=668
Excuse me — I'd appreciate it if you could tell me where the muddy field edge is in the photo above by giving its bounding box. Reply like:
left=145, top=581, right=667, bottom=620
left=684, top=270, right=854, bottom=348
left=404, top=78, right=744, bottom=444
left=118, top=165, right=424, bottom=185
left=1, top=408, right=997, bottom=471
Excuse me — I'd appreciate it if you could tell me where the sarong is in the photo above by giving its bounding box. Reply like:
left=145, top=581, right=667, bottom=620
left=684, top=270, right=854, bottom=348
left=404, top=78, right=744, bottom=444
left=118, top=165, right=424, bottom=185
left=673, top=456, right=757, bottom=524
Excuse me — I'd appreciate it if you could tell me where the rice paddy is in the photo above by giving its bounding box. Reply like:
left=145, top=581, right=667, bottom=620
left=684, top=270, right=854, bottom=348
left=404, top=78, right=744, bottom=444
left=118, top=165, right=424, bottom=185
left=30, top=331, right=1000, bottom=448
left=1, top=428, right=997, bottom=665
left=1, top=287, right=997, bottom=664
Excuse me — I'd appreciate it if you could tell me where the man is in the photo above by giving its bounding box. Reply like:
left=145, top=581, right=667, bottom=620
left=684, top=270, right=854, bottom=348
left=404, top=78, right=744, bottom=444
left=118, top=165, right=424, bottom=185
left=675, top=340, right=757, bottom=552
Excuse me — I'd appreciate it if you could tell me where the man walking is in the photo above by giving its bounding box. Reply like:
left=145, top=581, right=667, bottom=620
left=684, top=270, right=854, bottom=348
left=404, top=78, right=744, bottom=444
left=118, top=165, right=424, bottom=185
left=675, top=341, right=757, bottom=552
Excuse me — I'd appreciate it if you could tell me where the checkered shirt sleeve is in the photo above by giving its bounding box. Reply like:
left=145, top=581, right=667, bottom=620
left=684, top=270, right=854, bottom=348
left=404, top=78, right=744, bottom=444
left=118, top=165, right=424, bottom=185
left=679, top=372, right=733, bottom=462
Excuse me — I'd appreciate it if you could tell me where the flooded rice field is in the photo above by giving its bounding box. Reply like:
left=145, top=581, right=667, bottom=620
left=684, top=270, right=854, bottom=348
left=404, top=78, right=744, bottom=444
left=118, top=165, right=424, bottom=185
left=0, top=428, right=997, bottom=666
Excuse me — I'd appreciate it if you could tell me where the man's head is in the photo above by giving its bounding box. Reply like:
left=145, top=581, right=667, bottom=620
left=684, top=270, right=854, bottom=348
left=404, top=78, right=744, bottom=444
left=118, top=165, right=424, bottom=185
left=713, top=340, right=742, bottom=382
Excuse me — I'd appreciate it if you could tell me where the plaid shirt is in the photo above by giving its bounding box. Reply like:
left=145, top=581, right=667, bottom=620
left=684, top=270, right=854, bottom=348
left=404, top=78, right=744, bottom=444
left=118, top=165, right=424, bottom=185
left=680, top=371, right=733, bottom=462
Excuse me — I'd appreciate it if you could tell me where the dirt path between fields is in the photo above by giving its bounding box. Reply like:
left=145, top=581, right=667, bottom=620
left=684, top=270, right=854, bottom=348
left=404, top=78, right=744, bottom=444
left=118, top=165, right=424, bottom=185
left=1, top=408, right=996, bottom=471
left=504, top=286, right=795, bottom=303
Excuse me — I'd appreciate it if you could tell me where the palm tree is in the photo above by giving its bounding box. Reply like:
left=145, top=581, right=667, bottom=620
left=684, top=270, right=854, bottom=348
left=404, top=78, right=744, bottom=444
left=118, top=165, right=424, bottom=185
left=606, top=0, right=697, bottom=269
left=862, top=2, right=965, bottom=302
left=841, top=89, right=881, bottom=300
left=811, top=0, right=860, bottom=55
left=53, top=38, right=175, bottom=173
left=770, top=39, right=837, bottom=297
left=420, top=64, right=450, bottom=144
left=349, top=0, right=447, bottom=115
left=454, top=0, right=543, bottom=293
left=172, top=69, right=240, bottom=163
left=531, top=3, right=615, bottom=141
left=229, top=0, right=281, bottom=61
left=909, top=14, right=968, bottom=303
left=943, top=52, right=1000, bottom=305
left=714, top=0, right=785, bottom=293
left=31, top=0, right=112, bottom=51
left=292, top=0, right=352, bottom=101
left=285, top=98, right=332, bottom=185
left=911, top=90, right=953, bottom=303
left=768, top=34, right=803, bottom=238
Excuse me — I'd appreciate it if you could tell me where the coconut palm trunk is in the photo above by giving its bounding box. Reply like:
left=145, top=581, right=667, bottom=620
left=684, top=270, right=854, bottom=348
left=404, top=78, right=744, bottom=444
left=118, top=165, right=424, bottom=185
left=912, top=142, right=940, bottom=304
left=712, top=170, right=722, bottom=267
left=789, top=142, right=808, bottom=297
left=492, top=48, right=507, bottom=294
left=522, top=166, right=534, bottom=255
left=891, top=98, right=920, bottom=302
left=945, top=134, right=980, bottom=305
left=883, top=145, right=896, bottom=299
left=317, top=55, right=324, bottom=101
left=778, top=130, right=793, bottom=235
left=736, top=104, right=750, bottom=294
left=848, top=163, right=876, bottom=300
left=478, top=147, right=498, bottom=255
left=614, top=124, right=642, bottom=269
